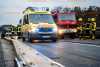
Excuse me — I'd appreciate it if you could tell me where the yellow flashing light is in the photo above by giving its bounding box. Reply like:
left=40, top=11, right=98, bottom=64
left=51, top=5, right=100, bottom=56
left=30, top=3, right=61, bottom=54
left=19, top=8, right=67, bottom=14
left=24, top=9, right=50, bottom=14
left=25, top=11, right=51, bottom=14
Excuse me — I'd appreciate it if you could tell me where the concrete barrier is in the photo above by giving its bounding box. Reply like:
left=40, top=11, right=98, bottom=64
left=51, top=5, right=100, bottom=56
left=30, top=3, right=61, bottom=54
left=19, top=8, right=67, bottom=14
left=6, top=37, right=65, bottom=67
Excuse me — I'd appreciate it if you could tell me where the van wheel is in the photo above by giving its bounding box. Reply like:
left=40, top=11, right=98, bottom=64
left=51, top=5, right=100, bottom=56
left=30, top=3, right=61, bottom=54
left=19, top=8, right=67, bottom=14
left=52, top=39, right=57, bottom=42
left=22, top=37, right=25, bottom=42
left=29, top=38, right=33, bottom=43
left=1, top=34, right=5, bottom=39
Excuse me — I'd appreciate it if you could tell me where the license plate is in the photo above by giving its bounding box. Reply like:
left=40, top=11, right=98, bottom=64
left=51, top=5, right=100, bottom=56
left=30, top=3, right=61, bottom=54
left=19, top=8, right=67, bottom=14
left=42, top=36, right=50, bottom=38
left=65, top=30, right=70, bottom=32
left=65, top=30, right=73, bottom=33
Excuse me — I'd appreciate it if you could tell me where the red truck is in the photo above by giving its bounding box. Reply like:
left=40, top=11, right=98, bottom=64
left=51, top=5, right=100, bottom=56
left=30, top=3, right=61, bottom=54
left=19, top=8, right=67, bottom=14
left=52, top=11, right=80, bottom=39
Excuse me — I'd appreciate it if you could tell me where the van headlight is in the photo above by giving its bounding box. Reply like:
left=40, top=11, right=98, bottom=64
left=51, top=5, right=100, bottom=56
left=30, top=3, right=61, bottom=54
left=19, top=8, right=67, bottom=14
left=31, top=29, right=36, bottom=33
left=35, top=28, right=39, bottom=32
left=53, top=27, right=58, bottom=33
left=31, top=28, right=39, bottom=33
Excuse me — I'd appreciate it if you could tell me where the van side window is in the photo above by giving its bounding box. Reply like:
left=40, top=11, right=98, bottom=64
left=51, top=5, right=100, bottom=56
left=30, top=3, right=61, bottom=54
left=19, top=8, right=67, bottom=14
left=23, top=15, right=29, bottom=24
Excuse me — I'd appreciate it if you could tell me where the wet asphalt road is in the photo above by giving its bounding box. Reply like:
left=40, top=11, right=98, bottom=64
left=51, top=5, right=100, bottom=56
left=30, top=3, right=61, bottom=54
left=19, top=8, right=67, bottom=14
left=24, top=40, right=100, bottom=67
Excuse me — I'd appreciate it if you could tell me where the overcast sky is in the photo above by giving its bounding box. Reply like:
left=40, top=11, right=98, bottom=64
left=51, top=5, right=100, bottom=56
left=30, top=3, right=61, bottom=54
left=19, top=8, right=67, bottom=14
left=0, top=0, right=100, bottom=25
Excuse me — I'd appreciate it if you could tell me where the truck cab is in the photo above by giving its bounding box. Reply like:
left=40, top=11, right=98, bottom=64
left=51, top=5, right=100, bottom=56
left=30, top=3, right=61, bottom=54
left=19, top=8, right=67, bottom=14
left=52, top=12, right=79, bottom=39
left=21, top=7, right=58, bottom=42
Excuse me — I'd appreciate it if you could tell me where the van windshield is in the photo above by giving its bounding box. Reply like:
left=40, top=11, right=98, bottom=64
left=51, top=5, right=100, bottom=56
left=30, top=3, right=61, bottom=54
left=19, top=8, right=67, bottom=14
left=29, top=14, right=55, bottom=24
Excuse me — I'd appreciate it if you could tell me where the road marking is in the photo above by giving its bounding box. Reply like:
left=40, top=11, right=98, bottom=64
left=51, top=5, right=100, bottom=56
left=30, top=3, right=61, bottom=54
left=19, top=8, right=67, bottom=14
left=72, top=42, right=100, bottom=48
left=81, top=44, right=100, bottom=47
left=60, top=40, right=100, bottom=48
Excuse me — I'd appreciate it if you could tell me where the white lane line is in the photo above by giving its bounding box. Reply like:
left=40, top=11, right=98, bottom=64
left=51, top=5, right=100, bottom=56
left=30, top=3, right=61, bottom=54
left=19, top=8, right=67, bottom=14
left=62, top=40, right=100, bottom=48
left=74, top=43, right=100, bottom=48
left=61, top=40, right=100, bottom=48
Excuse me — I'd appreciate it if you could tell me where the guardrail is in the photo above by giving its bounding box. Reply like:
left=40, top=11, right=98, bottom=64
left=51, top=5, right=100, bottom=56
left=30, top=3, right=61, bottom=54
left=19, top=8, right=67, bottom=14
left=6, top=37, right=65, bottom=67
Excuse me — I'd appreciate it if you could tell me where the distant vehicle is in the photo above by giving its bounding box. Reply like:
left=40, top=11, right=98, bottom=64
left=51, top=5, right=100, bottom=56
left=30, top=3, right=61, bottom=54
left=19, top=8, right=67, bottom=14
left=52, top=11, right=79, bottom=39
left=0, top=25, right=15, bottom=38
left=20, top=7, right=58, bottom=42
left=15, top=24, right=22, bottom=39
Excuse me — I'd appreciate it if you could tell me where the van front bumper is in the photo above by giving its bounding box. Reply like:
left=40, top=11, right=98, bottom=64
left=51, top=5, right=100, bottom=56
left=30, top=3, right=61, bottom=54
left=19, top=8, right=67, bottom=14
left=29, top=32, right=58, bottom=40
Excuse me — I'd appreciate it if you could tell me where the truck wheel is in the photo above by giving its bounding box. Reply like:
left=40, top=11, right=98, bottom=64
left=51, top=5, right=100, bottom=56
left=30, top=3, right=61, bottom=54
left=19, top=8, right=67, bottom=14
left=60, top=35, right=64, bottom=39
left=70, top=35, right=75, bottom=39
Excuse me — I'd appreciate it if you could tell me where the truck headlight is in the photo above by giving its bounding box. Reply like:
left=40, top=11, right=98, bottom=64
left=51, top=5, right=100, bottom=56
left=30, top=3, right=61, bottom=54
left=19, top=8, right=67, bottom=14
left=58, top=29, right=64, bottom=35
